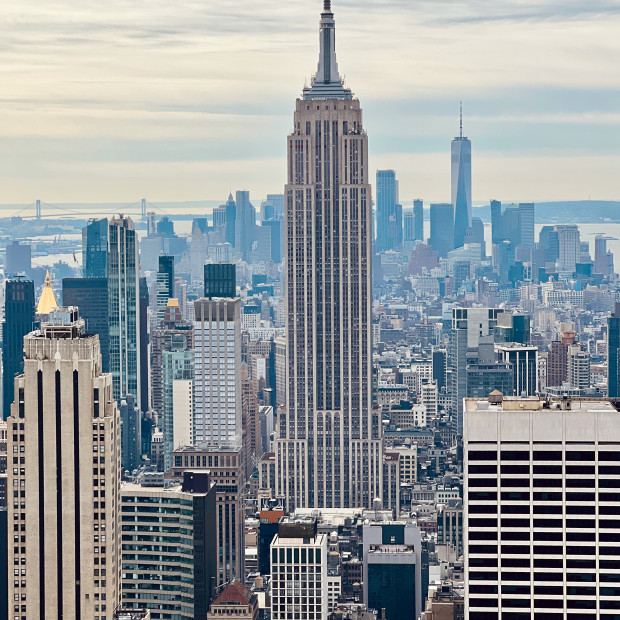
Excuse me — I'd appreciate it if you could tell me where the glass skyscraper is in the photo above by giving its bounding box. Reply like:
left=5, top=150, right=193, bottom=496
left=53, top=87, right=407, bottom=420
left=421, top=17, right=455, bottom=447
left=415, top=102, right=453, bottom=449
left=376, top=169, right=402, bottom=252
left=108, top=215, right=142, bottom=408
left=274, top=0, right=383, bottom=510
left=82, top=217, right=108, bottom=278
left=451, top=107, right=472, bottom=249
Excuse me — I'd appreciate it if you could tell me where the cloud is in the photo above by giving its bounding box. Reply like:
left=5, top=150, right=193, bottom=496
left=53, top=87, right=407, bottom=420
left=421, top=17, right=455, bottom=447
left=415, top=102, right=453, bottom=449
left=0, top=0, right=618, bottom=202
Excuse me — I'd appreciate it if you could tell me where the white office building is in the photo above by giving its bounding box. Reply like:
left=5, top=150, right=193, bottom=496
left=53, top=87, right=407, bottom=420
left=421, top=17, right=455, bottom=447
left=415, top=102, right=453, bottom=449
left=193, top=298, right=242, bottom=445
left=464, top=393, right=620, bottom=619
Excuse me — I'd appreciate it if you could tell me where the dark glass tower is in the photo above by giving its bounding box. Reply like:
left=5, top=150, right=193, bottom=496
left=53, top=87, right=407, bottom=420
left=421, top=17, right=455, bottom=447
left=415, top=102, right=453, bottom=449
left=158, top=256, right=175, bottom=300
left=82, top=218, right=108, bottom=278
left=1, top=278, right=35, bottom=419
left=376, top=170, right=402, bottom=252
left=204, top=263, right=236, bottom=299
left=62, top=277, right=110, bottom=371
left=608, top=303, right=620, bottom=398
left=429, top=203, right=455, bottom=258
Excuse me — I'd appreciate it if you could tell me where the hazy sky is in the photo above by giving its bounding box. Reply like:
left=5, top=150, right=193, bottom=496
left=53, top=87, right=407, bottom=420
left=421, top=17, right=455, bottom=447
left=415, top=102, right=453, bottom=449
left=1, top=0, right=619, bottom=206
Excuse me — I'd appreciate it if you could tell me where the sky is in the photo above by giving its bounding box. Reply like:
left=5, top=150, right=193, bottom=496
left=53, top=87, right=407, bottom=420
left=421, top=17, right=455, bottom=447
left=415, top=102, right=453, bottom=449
left=1, top=0, right=619, bottom=206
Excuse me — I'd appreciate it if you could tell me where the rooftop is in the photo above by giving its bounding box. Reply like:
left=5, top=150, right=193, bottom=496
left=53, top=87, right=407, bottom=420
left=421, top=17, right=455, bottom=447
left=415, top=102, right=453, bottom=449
left=465, top=395, right=619, bottom=413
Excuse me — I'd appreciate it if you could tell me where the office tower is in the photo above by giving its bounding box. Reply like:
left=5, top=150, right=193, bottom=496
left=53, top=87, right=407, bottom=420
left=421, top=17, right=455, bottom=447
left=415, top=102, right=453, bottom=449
left=595, top=234, right=615, bottom=276
left=437, top=500, right=463, bottom=557
left=468, top=217, right=486, bottom=256
left=376, top=169, right=402, bottom=251
left=2, top=278, right=35, bottom=420
left=162, top=338, right=193, bottom=471
left=172, top=445, right=244, bottom=584
left=151, top=300, right=193, bottom=423
left=5, top=240, right=31, bottom=275
left=139, top=276, right=149, bottom=413
left=494, top=312, right=531, bottom=345
left=432, top=349, right=447, bottom=391
left=452, top=105, right=472, bottom=249
left=36, top=269, right=58, bottom=316
left=608, top=303, right=620, bottom=397
left=270, top=517, right=328, bottom=620
left=403, top=211, right=415, bottom=242
left=121, top=471, right=217, bottom=618
left=547, top=326, right=576, bottom=387
left=538, top=225, right=560, bottom=265
left=490, top=199, right=503, bottom=243
left=194, top=297, right=242, bottom=445
left=448, top=307, right=503, bottom=434
left=235, top=190, right=256, bottom=260
left=274, top=0, right=382, bottom=511
left=204, top=263, right=236, bottom=298
left=7, top=308, right=121, bottom=616
left=556, top=224, right=580, bottom=272
left=156, top=215, right=174, bottom=236
left=119, top=393, right=142, bottom=474
left=252, top=225, right=272, bottom=263
left=82, top=218, right=108, bottom=278
left=429, top=203, right=455, bottom=257
left=207, top=581, right=259, bottom=620
left=413, top=198, right=424, bottom=241
left=108, top=216, right=142, bottom=408
left=363, top=520, right=423, bottom=620
left=496, top=343, right=538, bottom=396
left=156, top=255, right=175, bottom=322
left=261, top=218, right=282, bottom=262
left=63, top=277, right=110, bottom=371
left=223, top=192, right=236, bottom=246
left=464, top=394, right=620, bottom=619
left=263, top=193, right=285, bottom=220
left=518, top=202, right=535, bottom=249
left=466, top=341, right=515, bottom=398
left=567, top=344, right=591, bottom=389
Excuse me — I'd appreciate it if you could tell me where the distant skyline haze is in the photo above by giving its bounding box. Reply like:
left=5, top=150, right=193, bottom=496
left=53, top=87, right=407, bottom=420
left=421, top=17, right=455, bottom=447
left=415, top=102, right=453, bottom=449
left=1, top=0, right=619, bottom=203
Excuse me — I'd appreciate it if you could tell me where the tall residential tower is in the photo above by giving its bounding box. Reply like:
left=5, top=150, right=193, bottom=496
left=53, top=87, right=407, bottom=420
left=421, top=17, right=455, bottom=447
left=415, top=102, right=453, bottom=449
left=274, top=1, right=382, bottom=510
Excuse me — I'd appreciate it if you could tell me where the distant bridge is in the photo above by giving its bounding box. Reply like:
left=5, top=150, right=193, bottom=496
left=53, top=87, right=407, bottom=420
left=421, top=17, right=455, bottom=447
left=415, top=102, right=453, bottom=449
left=5, top=199, right=171, bottom=221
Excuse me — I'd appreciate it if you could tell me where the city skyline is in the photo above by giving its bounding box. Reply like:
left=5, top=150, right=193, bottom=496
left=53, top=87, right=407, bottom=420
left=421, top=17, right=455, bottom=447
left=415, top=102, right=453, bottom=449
left=0, top=1, right=618, bottom=203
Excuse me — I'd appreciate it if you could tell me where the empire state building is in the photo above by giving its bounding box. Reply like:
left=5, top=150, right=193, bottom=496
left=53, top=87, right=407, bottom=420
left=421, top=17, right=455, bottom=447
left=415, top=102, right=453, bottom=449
left=274, top=1, right=383, bottom=509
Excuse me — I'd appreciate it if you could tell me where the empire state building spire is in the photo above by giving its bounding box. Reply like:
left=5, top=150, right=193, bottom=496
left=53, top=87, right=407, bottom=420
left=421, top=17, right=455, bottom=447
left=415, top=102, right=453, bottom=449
left=304, top=1, right=352, bottom=100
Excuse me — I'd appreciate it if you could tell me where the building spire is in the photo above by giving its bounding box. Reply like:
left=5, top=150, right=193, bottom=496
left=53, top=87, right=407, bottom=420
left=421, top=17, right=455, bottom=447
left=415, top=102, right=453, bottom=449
left=304, top=1, right=351, bottom=99
left=460, top=101, right=463, bottom=139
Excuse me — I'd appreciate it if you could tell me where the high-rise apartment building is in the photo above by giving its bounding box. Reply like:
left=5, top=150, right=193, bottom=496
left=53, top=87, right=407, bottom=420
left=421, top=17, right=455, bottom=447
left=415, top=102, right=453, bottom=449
left=429, top=203, right=455, bottom=258
left=119, top=393, right=142, bottom=475
left=7, top=307, right=122, bottom=617
left=496, top=343, right=538, bottom=396
left=2, top=278, right=35, bottom=420
left=121, top=471, right=217, bottom=619
left=63, top=277, right=110, bottom=372
left=413, top=199, right=424, bottom=241
left=83, top=218, right=108, bottom=279
left=270, top=517, right=328, bottom=620
left=376, top=169, right=402, bottom=252
left=156, top=255, right=175, bottom=323
left=451, top=107, right=472, bottom=249
left=108, top=216, right=142, bottom=408
left=193, top=298, right=242, bottom=445
left=274, top=0, right=382, bottom=510
left=464, top=394, right=620, bottom=618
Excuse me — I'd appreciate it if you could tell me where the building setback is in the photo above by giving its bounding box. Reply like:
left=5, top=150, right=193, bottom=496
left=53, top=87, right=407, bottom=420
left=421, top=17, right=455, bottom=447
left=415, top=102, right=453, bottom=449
left=274, top=0, right=382, bottom=511
left=7, top=308, right=122, bottom=617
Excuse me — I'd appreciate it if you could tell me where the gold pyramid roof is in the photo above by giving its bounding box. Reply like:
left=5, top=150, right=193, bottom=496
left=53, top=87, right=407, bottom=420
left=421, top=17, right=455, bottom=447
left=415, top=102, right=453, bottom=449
left=36, top=270, right=59, bottom=315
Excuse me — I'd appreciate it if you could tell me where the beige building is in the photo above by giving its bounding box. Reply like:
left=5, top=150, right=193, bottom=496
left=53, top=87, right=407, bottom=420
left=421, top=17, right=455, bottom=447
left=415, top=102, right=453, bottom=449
left=274, top=0, right=383, bottom=510
left=7, top=308, right=121, bottom=618
left=393, top=445, right=418, bottom=484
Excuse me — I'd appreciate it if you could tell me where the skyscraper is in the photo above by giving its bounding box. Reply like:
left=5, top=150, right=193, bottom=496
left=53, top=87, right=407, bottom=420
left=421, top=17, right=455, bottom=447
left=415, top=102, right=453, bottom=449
left=2, top=278, right=35, bottom=420
left=376, top=169, right=402, bottom=252
left=7, top=307, right=122, bottom=616
left=204, top=263, right=236, bottom=298
left=518, top=202, right=535, bottom=249
left=274, top=0, right=382, bottom=510
left=108, top=216, right=142, bottom=408
left=429, top=203, right=455, bottom=258
left=193, top=298, right=242, bottom=445
left=234, top=190, right=257, bottom=261
left=62, top=277, right=110, bottom=372
left=608, top=303, right=620, bottom=398
left=490, top=199, right=503, bottom=244
left=451, top=105, right=472, bottom=249
left=556, top=224, right=580, bottom=273
left=413, top=198, right=424, bottom=241
left=82, top=217, right=108, bottom=279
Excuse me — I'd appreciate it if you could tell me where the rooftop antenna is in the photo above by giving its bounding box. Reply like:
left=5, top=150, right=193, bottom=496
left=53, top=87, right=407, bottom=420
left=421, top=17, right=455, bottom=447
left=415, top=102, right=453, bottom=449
left=323, top=0, right=332, bottom=12
left=459, top=101, right=463, bottom=139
